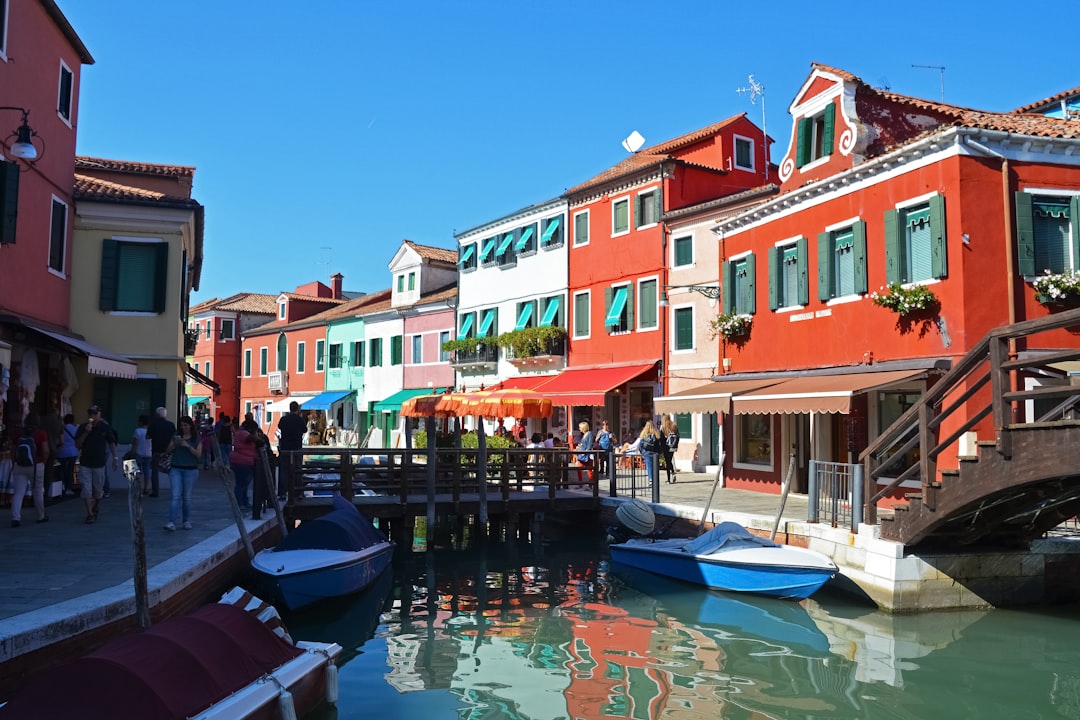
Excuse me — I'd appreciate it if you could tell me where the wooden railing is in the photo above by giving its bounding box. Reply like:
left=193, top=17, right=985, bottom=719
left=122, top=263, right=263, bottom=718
left=861, top=306, right=1080, bottom=524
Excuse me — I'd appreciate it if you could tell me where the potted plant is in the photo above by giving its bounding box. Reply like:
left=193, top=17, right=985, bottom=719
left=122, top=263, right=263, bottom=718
left=870, top=283, right=939, bottom=317
left=495, top=326, right=567, bottom=358
left=708, top=313, right=753, bottom=340
left=1032, top=270, right=1080, bottom=305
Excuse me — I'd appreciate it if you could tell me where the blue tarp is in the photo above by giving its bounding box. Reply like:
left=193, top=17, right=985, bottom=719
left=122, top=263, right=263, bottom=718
left=276, top=494, right=387, bottom=552
left=683, top=521, right=778, bottom=555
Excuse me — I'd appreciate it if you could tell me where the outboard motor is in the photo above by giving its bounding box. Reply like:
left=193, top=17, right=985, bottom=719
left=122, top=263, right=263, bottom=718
left=607, top=498, right=656, bottom=544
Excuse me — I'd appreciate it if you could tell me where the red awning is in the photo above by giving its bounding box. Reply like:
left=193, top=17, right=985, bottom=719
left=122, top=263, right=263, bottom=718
left=535, top=363, right=656, bottom=406
left=495, top=375, right=556, bottom=391
left=732, top=369, right=928, bottom=415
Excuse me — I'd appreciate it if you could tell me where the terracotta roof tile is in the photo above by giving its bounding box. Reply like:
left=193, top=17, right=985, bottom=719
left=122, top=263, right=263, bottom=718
left=1013, top=86, right=1080, bottom=114
left=566, top=114, right=745, bottom=195
left=403, top=240, right=458, bottom=264
left=74, top=174, right=202, bottom=208
left=190, top=293, right=279, bottom=316
left=76, top=156, right=195, bottom=178
left=278, top=292, right=348, bottom=304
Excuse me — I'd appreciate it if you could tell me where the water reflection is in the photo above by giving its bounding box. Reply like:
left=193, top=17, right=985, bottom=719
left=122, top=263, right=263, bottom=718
left=297, top=538, right=1080, bottom=720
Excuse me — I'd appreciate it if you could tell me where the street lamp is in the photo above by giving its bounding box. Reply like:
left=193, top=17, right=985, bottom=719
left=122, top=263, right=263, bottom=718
left=658, top=284, right=721, bottom=307
left=0, top=107, right=44, bottom=164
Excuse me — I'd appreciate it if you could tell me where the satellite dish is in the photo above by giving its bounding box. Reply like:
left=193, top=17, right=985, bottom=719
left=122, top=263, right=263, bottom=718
left=621, top=130, right=645, bottom=153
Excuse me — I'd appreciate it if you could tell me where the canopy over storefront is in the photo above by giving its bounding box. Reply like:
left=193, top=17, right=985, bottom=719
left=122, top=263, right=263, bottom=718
left=185, top=362, right=220, bottom=393
left=15, top=319, right=138, bottom=380
left=654, top=378, right=781, bottom=414
left=265, top=395, right=315, bottom=413
left=372, top=387, right=450, bottom=414
left=303, top=389, right=355, bottom=411
left=534, top=363, right=656, bottom=406
left=732, top=369, right=928, bottom=415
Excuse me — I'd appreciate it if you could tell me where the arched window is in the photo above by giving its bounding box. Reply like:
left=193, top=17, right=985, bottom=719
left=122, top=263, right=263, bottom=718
left=276, top=333, right=288, bottom=372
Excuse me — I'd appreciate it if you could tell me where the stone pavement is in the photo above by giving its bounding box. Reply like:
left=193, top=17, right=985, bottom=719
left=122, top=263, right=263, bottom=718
left=0, top=466, right=806, bottom=665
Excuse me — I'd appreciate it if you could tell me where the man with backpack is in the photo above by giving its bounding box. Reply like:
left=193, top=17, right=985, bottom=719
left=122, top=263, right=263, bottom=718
left=10, top=412, right=50, bottom=527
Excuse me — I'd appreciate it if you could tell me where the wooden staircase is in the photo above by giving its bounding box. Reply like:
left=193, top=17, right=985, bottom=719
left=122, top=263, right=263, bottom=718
left=863, top=307, right=1080, bottom=548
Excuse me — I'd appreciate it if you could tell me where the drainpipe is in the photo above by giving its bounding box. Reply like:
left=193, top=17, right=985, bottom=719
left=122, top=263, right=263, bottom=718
left=964, top=135, right=1019, bottom=422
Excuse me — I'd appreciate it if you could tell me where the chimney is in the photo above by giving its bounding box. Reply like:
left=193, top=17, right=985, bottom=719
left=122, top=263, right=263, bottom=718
left=331, top=273, right=343, bottom=299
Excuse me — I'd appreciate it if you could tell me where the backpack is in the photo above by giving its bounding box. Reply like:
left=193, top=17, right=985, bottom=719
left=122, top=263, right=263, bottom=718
left=15, top=432, right=35, bottom=467
left=597, top=430, right=613, bottom=451
left=666, top=430, right=680, bottom=452
left=640, top=432, right=660, bottom=454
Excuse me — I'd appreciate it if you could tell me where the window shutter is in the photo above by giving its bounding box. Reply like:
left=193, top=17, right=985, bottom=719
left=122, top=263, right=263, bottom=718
left=796, top=118, right=811, bottom=168
left=797, top=236, right=810, bottom=305
left=152, top=243, right=168, bottom=313
left=823, top=103, right=836, bottom=157
left=721, top=261, right=733, bottom=314
left=817, top=232, right=831, bottom=300
left=744, top=254, right=756, bottom=314
left=0, top=161, right=17, bottom=245
left=626, top=283, right=635, bottom=329
left=651, top=190, right=661, bottom=222
left=1014, top=192, right=1035, bottom=277
left=99, top=239, right=118, bottom=311
left=929, top=195, right=947, bottom=279
left=604, top=287, right=613, bottom=333
left=633, top=194, right=643, bottom=229
left=1070, top=196, right=1080, bottom=271
left=884, top=209, right=901, bottom=284
left=852, top=221, right=868, bottom=294
left=768, top=246, right=780, bottom=310
left=639, top=280, right=656, bottom=328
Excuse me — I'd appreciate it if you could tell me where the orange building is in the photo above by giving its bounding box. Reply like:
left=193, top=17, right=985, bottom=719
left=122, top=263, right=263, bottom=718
left=694, top=63, right=1080, bottom=496
left=556, top=115, right=772, bottom=440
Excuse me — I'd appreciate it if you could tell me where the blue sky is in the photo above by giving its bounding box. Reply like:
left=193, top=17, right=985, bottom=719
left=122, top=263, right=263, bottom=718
left=62, top=1, right=1080, bottom=304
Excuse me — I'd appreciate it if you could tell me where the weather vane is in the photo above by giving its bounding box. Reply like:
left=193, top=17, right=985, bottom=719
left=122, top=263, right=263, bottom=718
left=736, top=74, right=768, bottom=181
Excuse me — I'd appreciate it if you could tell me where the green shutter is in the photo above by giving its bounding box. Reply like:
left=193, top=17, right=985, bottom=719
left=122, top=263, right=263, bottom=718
left=884, top=209, right=901, bottom=284
left=99, top=239, right=118, bottom=311
left=797, top=236, right=810, bottom=305
left=633, top=194, right=643, bottom=229
left=0, top=161, right=17, bottom=244
left=852, top=221, right=868, bottom=294
left=823, top=103, right=836, bottom=157
left=604, top=287, right=613, bottom=332
left=817, top=232, right=831, bottom=300
left=1070, top=197, right=1080, bottom=271
left=929, top=195, right=947, bottom=279
left=721, top=261, right=733, bottom=314
left=796, top=118, right=811, bottom=168
left=675, top=307, right=693, bottom=350
left=152, top=243, right=168, bottom=313
left=626, top=282, right=635, bottom=328
left=768, top=246, right=780, bottom=310
left=745, top=254, right=756, bottom=314
left=1015, top=192, right=1035, bottom=277
left=639, top=280, right=657, bottom=328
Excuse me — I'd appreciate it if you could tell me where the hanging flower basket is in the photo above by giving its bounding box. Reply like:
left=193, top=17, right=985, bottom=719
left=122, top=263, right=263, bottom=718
left=870, top=283, right=939, bottom=317
left=1032, top=270, right=1080, bottom=306
left=708, top=313, right=753, bottom=340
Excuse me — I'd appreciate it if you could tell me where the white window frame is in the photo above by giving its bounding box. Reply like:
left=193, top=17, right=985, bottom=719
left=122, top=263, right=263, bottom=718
left=278, top=302, right=286, bottom=320
left=671, top=303, right=695, bottom=353
left=57, top=59, right=73, bottom=126
left=296, top=340, right=306, bottom=373
left=637, top=275, right=660, bottom=332
left=573, top=209, right=590, bottom=247
left=411, top=334, right=423, bottom=364
left=439, top=331, right=450, bottom=362
left=732, top=413, right=775, bottom=472
left=48, top=195, right=67, bottom=277
left=204, top=321, right=212, bottom=340
left=635, top=188, right=659, bottom=230
left=315, top=339, right=326, bottom=373
left=611, top=195, right=630, bottom=238
left=259, top=347, right=268, bottom=376
left=219, top=318, right=235, bottom=341
left=733, top=134, right=755, bottom=171
left=672, top=235, right=694, bottom=268
left=243, top=349, right=252, bottom=377
left=205, top=360, right=211, bottom=379
left=573, top=289, right=591, bottom=339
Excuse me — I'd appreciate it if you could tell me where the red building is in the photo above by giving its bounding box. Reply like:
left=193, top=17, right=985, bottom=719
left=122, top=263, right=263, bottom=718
left=702, top=63, right=1080, bottom=495
left=188, top=292, right=277, bottom=421
left=236, top=277, right=349, bottom=435
left=555, top=115, right=772, bottom=440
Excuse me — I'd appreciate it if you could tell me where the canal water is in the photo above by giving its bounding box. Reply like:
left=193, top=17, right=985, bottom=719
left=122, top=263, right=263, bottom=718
left=284, top=528, right=1080, bottom=720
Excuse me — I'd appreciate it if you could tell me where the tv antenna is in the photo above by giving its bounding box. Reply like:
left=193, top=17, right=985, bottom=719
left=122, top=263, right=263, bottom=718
left=912, top=64, right=945, bottom=103
left=621, top=130, right=645, bottom=153
left=319, top=245, right=333, bottom=273
left=736, top=74, right=768, bottom=181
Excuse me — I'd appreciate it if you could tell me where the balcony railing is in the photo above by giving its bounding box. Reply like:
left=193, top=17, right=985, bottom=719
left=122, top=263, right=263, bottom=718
left=451, top=344, right=499, bottom=367
left=183, top=327, right=198, bottom=356
left=506, top=335, right=566, bottom=360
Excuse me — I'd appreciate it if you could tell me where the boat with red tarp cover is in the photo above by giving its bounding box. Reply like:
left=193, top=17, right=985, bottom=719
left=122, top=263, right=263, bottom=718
left=0, top=595, right=342, bottom=720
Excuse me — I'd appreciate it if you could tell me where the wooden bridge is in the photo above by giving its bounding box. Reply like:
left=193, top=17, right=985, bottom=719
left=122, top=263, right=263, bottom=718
left=864, top=306, right=1080, bottom=548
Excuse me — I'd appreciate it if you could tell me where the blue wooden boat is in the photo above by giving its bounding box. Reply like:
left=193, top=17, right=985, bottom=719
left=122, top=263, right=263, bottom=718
left=253, top=494, right=394, bottom=610
left=610, top=519, right=838, bottom=600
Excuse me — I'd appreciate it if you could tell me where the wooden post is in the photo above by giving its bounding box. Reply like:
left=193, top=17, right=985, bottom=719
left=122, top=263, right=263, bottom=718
left=425, top=415, right=436, bottom=543
left=127, top=464, right=150, bottom=630
left=477, top=419, right=488, bottom=526
left=211, top=435, right=255, bottom=558
left=258, top=447, right=288, bottom=537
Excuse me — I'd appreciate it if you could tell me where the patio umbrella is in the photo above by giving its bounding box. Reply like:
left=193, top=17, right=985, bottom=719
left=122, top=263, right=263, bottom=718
left=434, top=392, right=470, bottom=417
left=475, top=388, right=553, bottom=419
left=400, top=394, right=445, bottom=418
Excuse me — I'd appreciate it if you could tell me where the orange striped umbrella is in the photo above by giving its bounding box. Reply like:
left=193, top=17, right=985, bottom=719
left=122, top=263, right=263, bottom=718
left=434, top=392, right=470, bottom=417
left=400, top=394, right=445, bottom=418
left=457, top=390, right=495, bottom=417
left=475, top=388, right=553, bottom=418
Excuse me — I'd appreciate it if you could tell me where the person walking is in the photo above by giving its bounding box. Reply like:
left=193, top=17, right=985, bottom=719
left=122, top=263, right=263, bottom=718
left=229, top=422, right=258, bottom=511
left=146, top=407, right=175, bottom=498
left=575, top=420, right=595, bottom=486
left=276, top=401, right=307, bottom=500
left=638, top=419, right=662, bottom=486
left=131, top=415, right=153, bottom=495
left=75, top=405, right=119, bottom=525
left=56, top=413, right=79, bottom=496
left=10, top=412, right=49, bottom=527
left=164, top=415, right=202, bottom=531
left=595, top=420, right=614, bottom=479
left=661, top=414, right=680, bottom=484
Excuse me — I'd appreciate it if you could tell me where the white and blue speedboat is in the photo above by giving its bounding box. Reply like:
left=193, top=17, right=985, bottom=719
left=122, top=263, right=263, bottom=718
left=609, top=501, right=837, bottom=600
left=253, top=494, right=393, bottom=611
